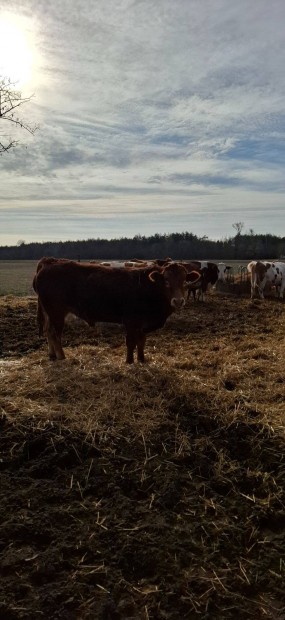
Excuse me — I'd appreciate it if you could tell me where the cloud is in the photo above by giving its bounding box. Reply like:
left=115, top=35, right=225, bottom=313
left=1, top=0, right=285, bottom=244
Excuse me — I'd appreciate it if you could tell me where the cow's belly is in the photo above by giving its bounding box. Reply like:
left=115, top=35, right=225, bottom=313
left=66, top=290, right=170, bottom=331
left=77, top=307, right=124, bottom=326
left=67, top=293, right=125, bottom=325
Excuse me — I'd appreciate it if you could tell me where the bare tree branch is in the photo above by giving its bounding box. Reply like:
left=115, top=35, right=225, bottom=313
left=0, top=77, right=39, bottom=154
left=232, top=222, right=245, bottom=236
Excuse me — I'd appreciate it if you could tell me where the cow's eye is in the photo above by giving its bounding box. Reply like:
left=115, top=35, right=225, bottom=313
left=165, top=279, right=171, bottom=288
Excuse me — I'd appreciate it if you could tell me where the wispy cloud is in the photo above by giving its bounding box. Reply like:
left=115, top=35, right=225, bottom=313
left=1, top=0, right=285, bottom=244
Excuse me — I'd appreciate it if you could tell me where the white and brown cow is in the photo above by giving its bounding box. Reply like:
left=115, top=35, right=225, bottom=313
left=100, top=259, right=159, bottom=269
left=247, top=260, right=285, bottom=299
left=184, top=261, right=228, bottom=301
left=99, top=260, right=150, bottom=268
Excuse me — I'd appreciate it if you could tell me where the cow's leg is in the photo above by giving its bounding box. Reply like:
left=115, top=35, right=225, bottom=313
left=126, top=329, right=136, bottom=364
left=259, top=278, right=265, bottom=299
left=278, top=281, right=285, bottom=299
left=250, top=274, right=256, bottom=298
left=187, top=288, right=197, bottom=301
left=46, top=314, right=65, bottom=360
left=47, top=342, right=57, bottom=360
left=137, top=332, right=146, bottom=363
left=39, top=307, right=55, bottom=359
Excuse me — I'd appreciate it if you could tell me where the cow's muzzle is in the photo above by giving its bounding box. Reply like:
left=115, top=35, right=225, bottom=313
left=171, top=297, right=186, bottom=310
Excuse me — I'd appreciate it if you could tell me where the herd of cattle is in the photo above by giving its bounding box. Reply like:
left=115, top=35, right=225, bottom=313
left=32, top=257, right=285, bottom=363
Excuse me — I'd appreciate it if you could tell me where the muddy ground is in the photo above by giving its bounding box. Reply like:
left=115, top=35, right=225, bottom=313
left=1, top=292, right=285, bottom=619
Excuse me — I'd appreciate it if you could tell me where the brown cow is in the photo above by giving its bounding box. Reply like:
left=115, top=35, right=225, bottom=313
left=33, top=258, right=200, bottom=364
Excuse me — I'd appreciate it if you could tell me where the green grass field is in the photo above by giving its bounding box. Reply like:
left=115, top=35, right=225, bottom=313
left=0, top=259, right=250, bottom=296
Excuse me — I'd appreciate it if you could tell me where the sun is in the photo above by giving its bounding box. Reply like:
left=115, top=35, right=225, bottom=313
left=0, top=14, right=34, bottom=87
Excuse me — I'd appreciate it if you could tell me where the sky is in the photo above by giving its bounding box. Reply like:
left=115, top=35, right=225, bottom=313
left=0, top=0, right=285, bottom=246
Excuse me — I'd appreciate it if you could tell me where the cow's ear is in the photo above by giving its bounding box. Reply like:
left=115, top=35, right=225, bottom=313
left=149, top=270, right=163, bottom=283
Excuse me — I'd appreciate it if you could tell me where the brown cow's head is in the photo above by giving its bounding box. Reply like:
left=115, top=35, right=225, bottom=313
left=256, top=261, right=271, bottom=280
left=149, top=262, right=200, bottom=310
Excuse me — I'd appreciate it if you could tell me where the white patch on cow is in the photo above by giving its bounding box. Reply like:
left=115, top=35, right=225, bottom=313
left=217, top=262, right=227, bottom=281
left=199, top=261, right=208, bottom=270
left=247, top=261, right=256, bottom=274
left=271, top=261, right=285, bottom=298
left=100, top=261, right=126, bottom=268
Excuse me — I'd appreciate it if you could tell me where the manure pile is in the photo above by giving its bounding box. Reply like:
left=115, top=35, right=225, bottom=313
left=1, top=294, right=285, bottom=619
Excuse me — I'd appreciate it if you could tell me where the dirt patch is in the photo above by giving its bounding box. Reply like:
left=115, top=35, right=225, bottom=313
left=1, top=294, right=285, bottom=619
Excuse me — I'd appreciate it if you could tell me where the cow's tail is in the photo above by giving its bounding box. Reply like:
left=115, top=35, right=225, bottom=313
left=36, top=301, right=45, bottom=337
left=32, top=274, right=38, bottom=293
left=33, top=274, right=45, bottom=337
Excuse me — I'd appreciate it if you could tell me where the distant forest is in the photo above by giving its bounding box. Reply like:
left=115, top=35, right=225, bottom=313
left=1, top=232, right=285, bottom=261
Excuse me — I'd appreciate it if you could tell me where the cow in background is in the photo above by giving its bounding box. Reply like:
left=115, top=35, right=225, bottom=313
left=248, top=260, right=285, bottom=299
left=218, top=263, right=233, bottom=282
left=100, top=258, right=172, bottom=268
left=33, top=259, right=200, bottom=364
left=184, top=261, right=228, bottom=301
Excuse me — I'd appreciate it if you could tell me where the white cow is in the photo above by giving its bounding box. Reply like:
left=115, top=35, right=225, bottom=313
left=272, top=262, right=285, bottom=298
left=217, top=263, right=232, bottom=282
left=247, top=260, right=285, bottom=299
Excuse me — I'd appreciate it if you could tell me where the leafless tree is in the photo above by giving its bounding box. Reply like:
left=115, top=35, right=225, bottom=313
left=232, top=221, right=245, bottom=236
left=0, top=77, right=38, bottom=154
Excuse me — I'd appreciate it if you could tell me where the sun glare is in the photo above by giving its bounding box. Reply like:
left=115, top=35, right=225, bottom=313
left=0, top=14, right=34, bottom=87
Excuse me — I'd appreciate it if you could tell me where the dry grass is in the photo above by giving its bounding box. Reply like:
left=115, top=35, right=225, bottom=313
left=0, top=260, right=38, bottom=296
left=1, top=291, right=285, bottom=619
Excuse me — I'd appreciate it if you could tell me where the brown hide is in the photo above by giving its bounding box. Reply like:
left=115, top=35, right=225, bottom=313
left=33, top=257, right=80, bottom=337
left=152, top=258, right=173, bottom=267
left=254, top=261, right=271, bottom=283
left=33, top=259, right=191, bottom=364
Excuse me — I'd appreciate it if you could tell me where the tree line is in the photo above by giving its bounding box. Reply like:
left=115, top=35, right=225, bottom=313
left=1, top=231, right=285, bottom=261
